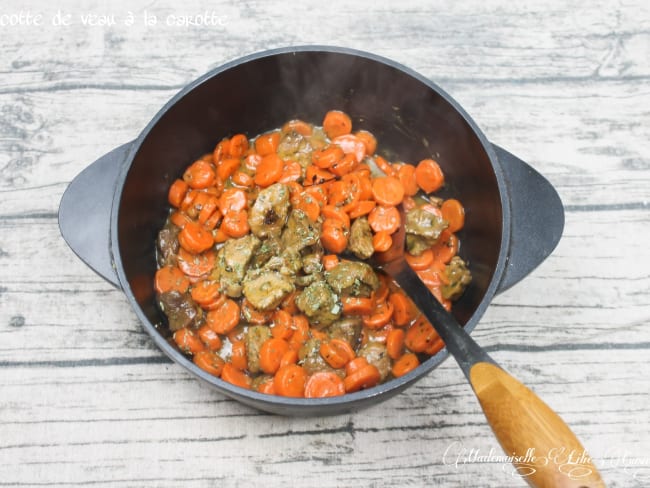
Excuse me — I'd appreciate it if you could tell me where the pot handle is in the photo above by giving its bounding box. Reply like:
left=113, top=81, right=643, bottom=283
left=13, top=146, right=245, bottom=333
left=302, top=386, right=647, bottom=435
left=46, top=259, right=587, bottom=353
left=492, top=144, right=564, bottom=294
left=58, top=143, right=132, bottom=289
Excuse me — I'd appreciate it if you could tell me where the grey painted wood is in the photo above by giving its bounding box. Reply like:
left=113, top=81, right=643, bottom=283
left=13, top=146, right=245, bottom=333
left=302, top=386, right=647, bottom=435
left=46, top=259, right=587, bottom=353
left=1, top=0, right=649, bottom=486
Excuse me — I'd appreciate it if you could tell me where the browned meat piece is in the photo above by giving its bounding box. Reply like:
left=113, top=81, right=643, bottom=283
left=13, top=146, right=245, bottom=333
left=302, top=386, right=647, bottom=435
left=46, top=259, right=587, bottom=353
left=295, top=280, right=341, bottom=326
left=442, top=256, right=472, bottom=300
left=158, top=291, right=202, bottom=332
left=248, top=183, right=291, bottom=238
left=325, top=261, right=380, bottom=298
left=358, top=341, right=391, bottom=381
left=245, top=325, right=272, bottom=374
left=348, top=217, right=374, bottom=260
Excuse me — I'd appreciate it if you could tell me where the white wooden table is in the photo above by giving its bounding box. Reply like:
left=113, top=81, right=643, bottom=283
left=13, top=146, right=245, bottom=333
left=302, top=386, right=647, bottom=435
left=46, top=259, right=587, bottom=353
left=1, top=1, right=649, bottom=486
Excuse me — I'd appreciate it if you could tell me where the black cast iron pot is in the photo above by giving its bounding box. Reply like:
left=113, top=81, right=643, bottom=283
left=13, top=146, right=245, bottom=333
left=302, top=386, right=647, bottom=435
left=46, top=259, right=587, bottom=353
left=59, top=46, right=564, bottom=416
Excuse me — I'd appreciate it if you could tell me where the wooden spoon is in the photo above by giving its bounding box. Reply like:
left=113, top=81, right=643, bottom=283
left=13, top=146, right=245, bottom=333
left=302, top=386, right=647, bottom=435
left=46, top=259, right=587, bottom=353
left=344, top=207, right=606, bottom=488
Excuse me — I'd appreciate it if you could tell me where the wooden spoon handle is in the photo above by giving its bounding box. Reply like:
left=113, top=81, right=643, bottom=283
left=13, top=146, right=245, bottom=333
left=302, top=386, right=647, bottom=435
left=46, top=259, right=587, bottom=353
left=469, top=362, right=606, bottom=488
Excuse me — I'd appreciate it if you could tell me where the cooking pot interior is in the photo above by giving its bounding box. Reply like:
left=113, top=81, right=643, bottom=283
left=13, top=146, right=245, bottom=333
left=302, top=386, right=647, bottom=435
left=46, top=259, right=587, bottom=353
left=117, top=50, right=503, bottom=333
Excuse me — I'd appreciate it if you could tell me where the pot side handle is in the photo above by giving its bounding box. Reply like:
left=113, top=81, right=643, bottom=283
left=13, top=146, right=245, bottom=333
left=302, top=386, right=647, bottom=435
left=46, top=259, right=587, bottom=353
left=492, top=144, right=565, bottom=294
left=58, top=143, right=132, bottom=289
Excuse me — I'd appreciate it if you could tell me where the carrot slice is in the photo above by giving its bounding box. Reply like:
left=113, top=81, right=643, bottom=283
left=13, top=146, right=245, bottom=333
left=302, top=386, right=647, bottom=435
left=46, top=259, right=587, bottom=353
left=342, top=296, right=375, bottom=316
left=329, top=153, right=358, bottom=177
left=177, top=248, right=215, bottom=277
left=229, top=134, right=249, bottom=158
left=282, top=119, right=313, bottom=136
left=368, top=205, right=400, bottom=234
left=332, top=134, right=366, bottom=163
left=178, top=221, right=214, bottom=253
left=271, top=309, right=294, bottom=340
left=230, top=340, right=247, bottom=370
left=288, top=315, right=310, bottom=351
left=323, top=110, right=352, bottom=139
left=255, top=131, right=280, bottom=156
left=389, top=292, right=417, bottom=327
left=374, top=156, right=396, bottom=177
left=244, top=153, right=262, bottom=172
left=193, top=350, right=225, bottom=376
left=386, top=328, right=405, bottom=359
left=322, top=254, right=339, bottom=271
left=320, top=339, right=356, bottom=369
left=354, top=130, right=377, bottom=156
left=320, top=218, right=348, bottom=253
left=372, top=176, right=405, bottom=206
left=396, top=164, right=419, bottom=197
left=431, top=230, right=458, bottom=264
left=278, top=160, right=302, bottom=183
left=183, top=159, right=216, bottom=189
left=232, top=171, right=254, bottom=188
left=217, top=157, right=241, bottom=181
left=344, top=363, right=380, bottom=392
left=259, top=338, right=290, bottom=375
left=197, top=325, right=223, bottom=351
left=347, top=200, right=376, bottom=219
left=190, top=280, right=221, bottom=307
left=405, top=249, right=434, bottom=270
left=241, top=298, right=271, bottom=325
left=168, top=179, right=189, bottom=208
left=321, top=205, right=350, bottom=228
left=362, top=301, right=394, bottom=330
left=254, top=154, right=283, bottom=187
left=372, top=231, right=392, bottom=252
left=415, top=159, right=444, bottom=193
left=292, top=191, right=321, bottom=221
left=304, top=372, right=345, bottom=398
left=206, top=299, right=240, bottom=334
left=392, top=352, right=420, bottom=377
left=273, top=364, right=307, bottom=397
left=173, top=328, right=205, bottom=355
left=154, top=266, right=190, bottom=294
left=404, top=317, right=440, bottom=353
left=213, top=138, right=230, bottom=162
left=221, top=210, right=250, bottom=238
left=280, top=291, right=299, bottom=315
left=441, top=198, right=465, bottom=232
left=312, top=145, right=344, bottom=169
left=279, top=348, right=299, bottom=368
left=221, top=363, right=251, bottom=389
left=304, top=166, right=336, bottom=186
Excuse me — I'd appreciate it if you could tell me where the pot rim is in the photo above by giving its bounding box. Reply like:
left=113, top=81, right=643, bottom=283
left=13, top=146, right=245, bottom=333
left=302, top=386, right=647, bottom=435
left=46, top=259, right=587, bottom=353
left=110, top=45, right=511, bottom=410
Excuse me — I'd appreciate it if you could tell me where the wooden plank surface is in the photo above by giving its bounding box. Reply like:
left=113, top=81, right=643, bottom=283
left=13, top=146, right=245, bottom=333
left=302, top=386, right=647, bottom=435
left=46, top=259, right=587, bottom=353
left=1, top=0, right=649, bottom=486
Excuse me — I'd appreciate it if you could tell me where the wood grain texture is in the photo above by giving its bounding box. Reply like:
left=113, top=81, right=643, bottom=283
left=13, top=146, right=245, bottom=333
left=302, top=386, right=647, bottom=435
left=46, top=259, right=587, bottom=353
left=1, top=0, right=649, bottom=487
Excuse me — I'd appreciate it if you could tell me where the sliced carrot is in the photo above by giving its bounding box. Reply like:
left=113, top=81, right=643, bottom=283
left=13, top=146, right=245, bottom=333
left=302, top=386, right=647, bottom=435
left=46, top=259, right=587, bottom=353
left=232, top=171, right=254, bottom=188
left=396, top=164, right=419, bottom=196
left=278, top=160, right=302, bottom=183
left=230, top=340, right=248, bottom=370
left=342, top=296, right=375, bottom=316
left=254, top=154, right=284, bottom=187
left=368, top=205, right=401, bottom=234
left=170, top=210, right=192, bottom=229
left=374, top=273, right=391, bottom=302
left=372, top=176, right=405, bottom=206
left=323, top=110, right=352, bottom=139
left=155, top=266, right=190, bottom=294
left=213, top=138, right=230, bottom=162
left=288, top=315, right=310, bottom=351
left=386, top=328, right=405, bottom=359
left=216, top=158, right=240, bottom=181
left=441, top=198, right=465, bottom=233
left=197, top=195, right=220, bottom=224
left=244, top=153, right=263, bottom=172
left=321, top=205, right=350, bottom=228
left=212, top=226, right=230, bottom=243
left=431, top=230, right=458, bottom=264
left=255, top=131, right=280, bottom=156
left=402, top=196, right=417, bottom=211
left=193, top=350, right=225, bottom=376
left=304, top=165, right=335, bottom=186
left=404, top=317, right=440, bottom=353
left=273, top=364, right=307, bottom=397
left=177, top=248, right=215, bottom=278
left=322, top=254, right=339, bottom=271
left=259, top=338, right=290, bottom=375
left=178, top=221, right=214, bottom=254
left=279, top=348, right=299, bottom=368
left=190, top=280, right=221, bottom=307
left=256, top=377, right=276, bottom=395
left=271, top=309, right=294, bottom=340
left=355, top=130, right=377, bottom=156
left=362, top=301, right=394, bottom=330
left=389, top=292, right=417, bottom=327
left=173, top=328, right=205, bottom=355
left=241, top=298, right=271, bottom=325
left=374, top=155, right=396, bottom=177
left=168, top=179, right=189, bottom=208
left=229, top=134, right=249, bottom=158
left=405, top=249, right=434, bottom=270
left=328, top=178, right=360, bottom=208
left=424, top=336, right=445, bottom=355
left=332, top=134, right=366, bottom=163
left=320, top=339, right=355, bottom=369
left=347, top=200, right=376, bottom=219
left=280, top=291, right=299, bottom=315
left=219, top=188, right=248, bottom=215
left=282, top=119, right=313, bottom=136
left=330, top=153, right=358, bottom=177
left=206, top=299, right=240, bottom=334
left=197, top=325, right=223, bottom=351
left=183, top=159, right=216, bottom=189
left=392, top=352, right=419, bottom=377
left=312, top=145, right=344, bottom=169
left=304, top=372, right=345, bottom=398
left=320, top=218, right=349, bottom=253
left=372, top=231, right=392, bottom=252
left=221, top=210, right=250, bottom=238
left=415, top=159, right=444, bottom=193
left=344, top=363, right=380, bottom=393
left=221, top=363, right=251, bottom=389
left=291, top=192, right=321, bottom=221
